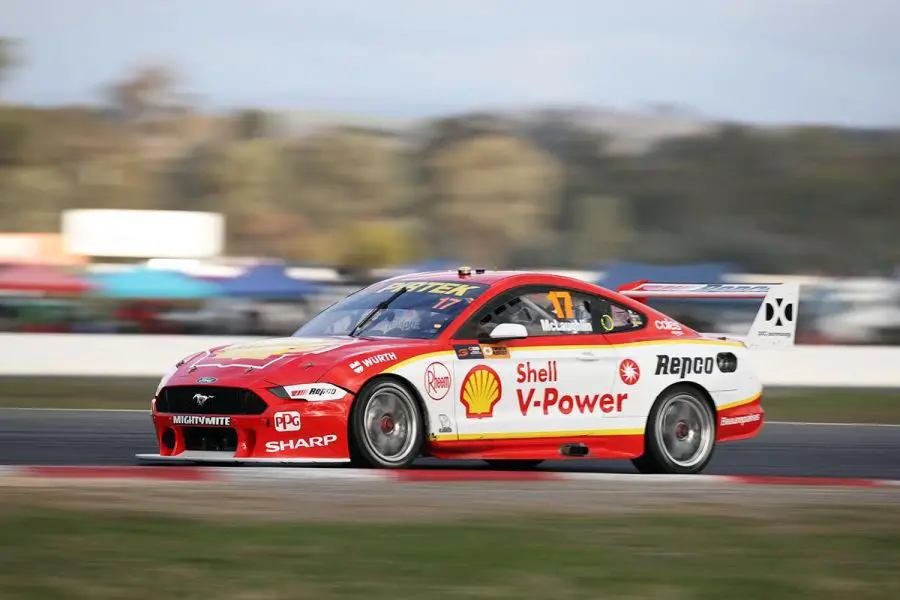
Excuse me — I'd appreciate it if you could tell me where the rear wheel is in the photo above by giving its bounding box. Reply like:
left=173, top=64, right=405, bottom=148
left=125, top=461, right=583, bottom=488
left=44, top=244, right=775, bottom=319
left=484, top=459, right=545, bottom=470
left=632, top=385, right=716, bottom=475
left=349, top=378, right=424, bottom=468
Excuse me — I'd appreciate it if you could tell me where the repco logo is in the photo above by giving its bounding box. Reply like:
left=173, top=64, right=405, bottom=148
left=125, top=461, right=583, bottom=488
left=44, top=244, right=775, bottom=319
left=655, top=355, right=714, bottom=379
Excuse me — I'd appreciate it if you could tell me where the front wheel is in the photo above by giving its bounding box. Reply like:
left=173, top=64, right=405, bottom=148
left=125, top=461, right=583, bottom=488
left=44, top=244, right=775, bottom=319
left=349, top=378, right=425, bottom=468
left=632, top=385, right=716, bottom=475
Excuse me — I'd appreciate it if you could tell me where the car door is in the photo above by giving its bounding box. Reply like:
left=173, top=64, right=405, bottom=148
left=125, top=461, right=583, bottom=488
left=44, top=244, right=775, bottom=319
left=449, top=285, right=621, bottom=440
left=589, top=292, right=654, bottom=426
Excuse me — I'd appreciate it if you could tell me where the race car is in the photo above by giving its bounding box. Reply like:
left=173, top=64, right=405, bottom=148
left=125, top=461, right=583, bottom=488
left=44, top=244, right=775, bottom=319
left=137, top=268, right=798, bottom=474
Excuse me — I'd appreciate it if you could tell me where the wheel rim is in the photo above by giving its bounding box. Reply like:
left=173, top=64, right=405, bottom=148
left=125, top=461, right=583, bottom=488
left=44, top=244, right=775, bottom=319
left=361, top=383, right=418, bottom=464
left=654, top=393, right=714, bottom=468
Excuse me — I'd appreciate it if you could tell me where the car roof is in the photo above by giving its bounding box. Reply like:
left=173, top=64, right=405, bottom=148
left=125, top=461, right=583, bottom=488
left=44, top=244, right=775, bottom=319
left=381, top=269, right=606, bottom=290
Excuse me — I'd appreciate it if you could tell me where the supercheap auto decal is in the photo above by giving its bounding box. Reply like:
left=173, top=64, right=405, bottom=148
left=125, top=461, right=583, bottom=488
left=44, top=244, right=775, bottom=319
left=374, top=281, right=487, bottom=297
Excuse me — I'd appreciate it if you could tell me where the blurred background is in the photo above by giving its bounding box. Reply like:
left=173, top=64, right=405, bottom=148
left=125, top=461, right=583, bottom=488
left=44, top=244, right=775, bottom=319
left=0, top=8, right=898, bottom=597
left=1, top=1, right=898, bottom=343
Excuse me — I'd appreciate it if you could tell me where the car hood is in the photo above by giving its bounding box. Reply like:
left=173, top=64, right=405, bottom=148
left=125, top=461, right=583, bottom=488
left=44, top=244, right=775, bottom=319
left=163, top=335, right=436, bottom=389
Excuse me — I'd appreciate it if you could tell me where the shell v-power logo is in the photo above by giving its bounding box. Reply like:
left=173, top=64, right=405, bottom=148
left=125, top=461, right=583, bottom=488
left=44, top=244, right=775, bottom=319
left=460, top=365, right=502, bottom=418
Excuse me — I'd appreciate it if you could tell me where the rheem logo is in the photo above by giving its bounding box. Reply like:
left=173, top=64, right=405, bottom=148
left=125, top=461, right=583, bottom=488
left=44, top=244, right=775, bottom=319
left=273, top=411, right=302, bottom=432
left=424, top=362, right=452, bottom=401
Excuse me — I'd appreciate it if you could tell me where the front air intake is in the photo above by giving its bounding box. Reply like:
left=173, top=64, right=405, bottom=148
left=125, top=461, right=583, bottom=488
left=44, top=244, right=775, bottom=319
left=182, top=427, right=238, bottom=452
left=156, top=386, right=268, bottom=415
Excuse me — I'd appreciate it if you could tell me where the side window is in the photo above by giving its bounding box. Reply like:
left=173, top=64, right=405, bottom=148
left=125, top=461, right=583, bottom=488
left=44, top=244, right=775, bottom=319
left=592, top=295, right=646, bottom=333
left=456, top=287, right=597, bottom=338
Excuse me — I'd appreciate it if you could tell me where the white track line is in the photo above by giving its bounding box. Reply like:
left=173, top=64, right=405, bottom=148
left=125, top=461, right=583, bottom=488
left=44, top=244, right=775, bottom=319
left=1, top=466, right=898, bottom=488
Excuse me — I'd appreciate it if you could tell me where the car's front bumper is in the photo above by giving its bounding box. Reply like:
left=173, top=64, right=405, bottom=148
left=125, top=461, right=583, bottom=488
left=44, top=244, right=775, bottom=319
left=144, top=393, right=354, bottom=463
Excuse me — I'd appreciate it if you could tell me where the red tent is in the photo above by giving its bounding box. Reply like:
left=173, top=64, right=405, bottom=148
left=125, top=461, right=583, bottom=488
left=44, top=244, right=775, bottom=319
left=0, top=264, right=93, bottom=294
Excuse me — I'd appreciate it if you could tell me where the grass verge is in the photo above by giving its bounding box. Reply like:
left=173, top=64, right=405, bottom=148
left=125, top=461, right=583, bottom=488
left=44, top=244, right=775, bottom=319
left=762, top=387, right=900, bottom=424
left=0, top=377, right=898, bottom=424
left=0, top=501, right=898, bottom=600
left=0, top=377, right=159, bottom=410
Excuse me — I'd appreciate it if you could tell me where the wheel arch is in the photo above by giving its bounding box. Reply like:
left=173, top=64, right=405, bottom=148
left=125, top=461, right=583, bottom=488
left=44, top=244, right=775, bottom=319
left=368, top=372, right=428, bottom=409
left=649, top=381, right=718, bottom=432
left=632, top=380, right=719, bottom=475
left=346, top=372, right=431, bottom=449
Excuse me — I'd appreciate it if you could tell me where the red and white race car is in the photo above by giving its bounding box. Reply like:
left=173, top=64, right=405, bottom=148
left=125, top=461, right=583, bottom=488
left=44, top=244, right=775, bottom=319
left=138, top=268, right=798, bottom=474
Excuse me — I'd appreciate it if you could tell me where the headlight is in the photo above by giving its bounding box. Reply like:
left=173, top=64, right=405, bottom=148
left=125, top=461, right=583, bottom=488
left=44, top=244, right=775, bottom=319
left=268, top=383, right=350, bottom=401
left=155, top=364, right=178, bottom=396
left=155, top=352, right=201, bottom=397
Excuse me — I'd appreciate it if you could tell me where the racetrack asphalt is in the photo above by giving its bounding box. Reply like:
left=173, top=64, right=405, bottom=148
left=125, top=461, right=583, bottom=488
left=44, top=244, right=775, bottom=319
left=1, top=409, right=898, bottom=478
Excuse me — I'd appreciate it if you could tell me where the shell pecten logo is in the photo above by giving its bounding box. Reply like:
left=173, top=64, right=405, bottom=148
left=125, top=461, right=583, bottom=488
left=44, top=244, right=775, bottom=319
left=214, top=338, right=340, bottom=360
left=460, top=365, right=502, bottom=419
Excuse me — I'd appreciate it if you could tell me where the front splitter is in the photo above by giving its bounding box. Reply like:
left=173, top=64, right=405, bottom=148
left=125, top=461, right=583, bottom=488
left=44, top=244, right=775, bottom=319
left=135, top=451, right=350, bottom=465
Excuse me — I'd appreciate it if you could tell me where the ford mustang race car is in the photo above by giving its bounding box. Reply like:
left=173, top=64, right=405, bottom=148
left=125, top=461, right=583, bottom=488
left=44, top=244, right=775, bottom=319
left=137, top=268, right=798, bottom=474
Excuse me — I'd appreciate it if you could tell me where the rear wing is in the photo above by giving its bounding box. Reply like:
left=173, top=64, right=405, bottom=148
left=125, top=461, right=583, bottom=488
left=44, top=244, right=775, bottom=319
left=617, top=281, right=799, bottom=349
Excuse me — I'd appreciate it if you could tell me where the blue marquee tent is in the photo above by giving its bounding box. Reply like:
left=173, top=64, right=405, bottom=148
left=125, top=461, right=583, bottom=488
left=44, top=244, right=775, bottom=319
left=89, top=268, right=224, bottom=299
left=218, top=264, right=321, bottom=299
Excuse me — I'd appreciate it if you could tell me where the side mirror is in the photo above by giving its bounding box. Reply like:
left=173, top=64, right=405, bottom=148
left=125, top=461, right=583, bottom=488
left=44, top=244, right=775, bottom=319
left=489, top=323, right=528, bottom=340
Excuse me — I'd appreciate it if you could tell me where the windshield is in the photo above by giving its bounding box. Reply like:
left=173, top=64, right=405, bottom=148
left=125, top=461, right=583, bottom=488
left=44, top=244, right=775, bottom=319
left=294, top=279, right=490, bottom=339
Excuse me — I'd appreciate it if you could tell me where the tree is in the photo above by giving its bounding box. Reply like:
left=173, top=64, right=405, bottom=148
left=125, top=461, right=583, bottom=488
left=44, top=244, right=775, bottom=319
left=0, top=37, right=18, bottom=94
left=567, top=194, right=632, bottom=267
left=287, top=128, right=412, bottom=228
left=233, top=109, right=271, bottom=140
left=0, top=166, right=69, bottom=231
left=107, top=64, right=182, bottom=121
left=189, top=139, right=292, bottom=256
left=426, top=134, right=562, bottom=267
left=337, top=220, right=422, bottom=271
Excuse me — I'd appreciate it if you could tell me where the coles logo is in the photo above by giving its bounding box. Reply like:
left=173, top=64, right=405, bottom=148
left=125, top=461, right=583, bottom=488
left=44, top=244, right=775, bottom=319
left=273, top=411, right=302, bottom=432
left=424, top=362, right=451, bottom=401
left=654, top=318, right=684, bottom=336
left=619, top=359, right=640, bottom=385
left=460, top=365, right=502, bottom=419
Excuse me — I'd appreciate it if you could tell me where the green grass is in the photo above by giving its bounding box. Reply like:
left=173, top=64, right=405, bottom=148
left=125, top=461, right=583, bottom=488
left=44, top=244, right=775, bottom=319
left=0, top=377, right=159, bottom=410
left=761, top=388, right=900, bottom=424
left=0, top=377, right=898, bottom=424
left=0, top=504, right=898, bottom=599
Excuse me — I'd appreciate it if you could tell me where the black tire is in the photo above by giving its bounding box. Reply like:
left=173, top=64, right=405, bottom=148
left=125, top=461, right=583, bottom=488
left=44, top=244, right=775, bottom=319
left=484, top=459, right=545, bottom=470
left=631, top=385, right=717, bottom=475
left=349, top=378, right=425, bottom=468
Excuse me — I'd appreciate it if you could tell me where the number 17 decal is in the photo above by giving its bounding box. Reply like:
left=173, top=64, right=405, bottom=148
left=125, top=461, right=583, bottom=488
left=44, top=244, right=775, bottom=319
left=548, top=291, right=574, bottom=319
left=433, top=297, right=463, bottom=311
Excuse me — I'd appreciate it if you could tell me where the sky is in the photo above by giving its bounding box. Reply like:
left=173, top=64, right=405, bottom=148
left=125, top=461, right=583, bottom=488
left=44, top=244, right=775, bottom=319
left=2, top=0, right=899, bottom=126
